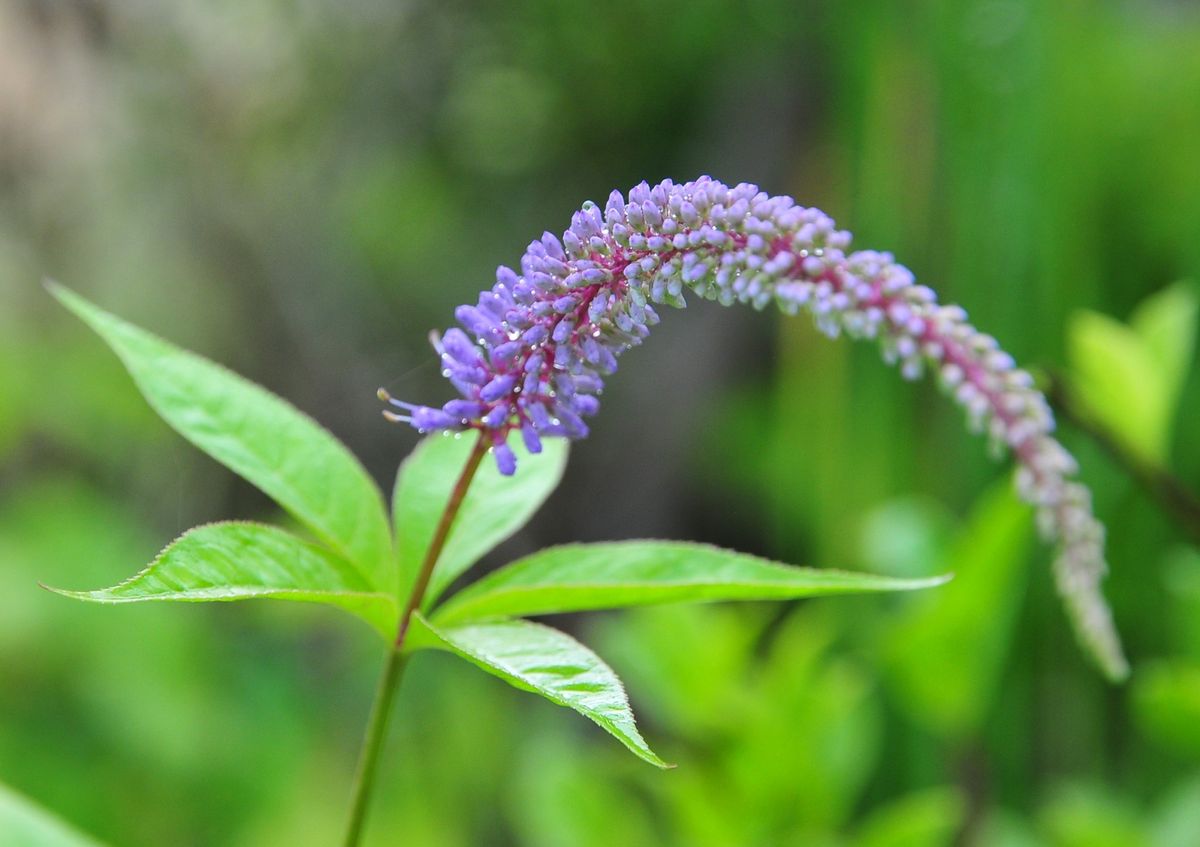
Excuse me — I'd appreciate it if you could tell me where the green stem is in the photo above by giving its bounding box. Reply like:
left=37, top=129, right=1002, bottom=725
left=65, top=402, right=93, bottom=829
left=341, top=432, right=491, bottom=846
left=341, top=649, right=406, bottom=847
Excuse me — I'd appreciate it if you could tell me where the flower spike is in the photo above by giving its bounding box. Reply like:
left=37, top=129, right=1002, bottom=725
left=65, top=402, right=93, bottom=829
left=383, top=176, right=1128, bottom=680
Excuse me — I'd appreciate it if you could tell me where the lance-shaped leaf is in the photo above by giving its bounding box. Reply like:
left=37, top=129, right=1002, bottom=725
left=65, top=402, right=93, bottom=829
left=407, top=613, right=667, bottom=767
left=45, top=522, right=397, bottom=638
left=48, top=283, right=394, bottom=590
left=393, top=434, right=568, bottom=604
left=433, top=540, right=950, bottom=625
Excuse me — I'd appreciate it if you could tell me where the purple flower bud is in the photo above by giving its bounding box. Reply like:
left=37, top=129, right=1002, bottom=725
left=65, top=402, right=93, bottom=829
left=455, top=305, right=497, bottom=338
left=492, top=439, right=517, bottom=475
left=497, top=265, right=520, bottom=287
left=521, top=421, right=543, bottom=454
left=527, top=401, right=552, bottom=430
left=411, top=406, right=460, bottom=431
left=574, top=394, right=600, bottom=416
left=588, top=292, right=610, bottom=323
left=480, top=374, right=517, bottom=402
left=562, top=229, right=584, bottom=257
left=551, top=320, right=574, bottom=344
left=490, top=340, right=523, bottom=362
left=521, top=325, right=548, bottom=346
left=440, top=328, right=481, bottom=365
left=483, top=404, right=511, bottom=429
left=555, top=405, right=589, bottom=438
left=444, top=362, right=488, bottom=386
left=605, top=190, right=626, bottom=223
left=540, top=232, right=565, bottom=260
left=478, top=291, right=508, bottom=319
left=573, top=372, right=603, bottom=394
left=444, top=399, right=486, bottom=419
left=628, top=181, right=651, bottom=204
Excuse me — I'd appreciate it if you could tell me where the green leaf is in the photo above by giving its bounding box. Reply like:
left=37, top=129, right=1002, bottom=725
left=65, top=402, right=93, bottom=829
left=1068, top=281, right=1198, bottom=465
left=45, top=522, right=397, bottom=638
left=0, top=782, right=106, bottom=847
left=433, top=540, right=949, bottom=625
left=1069, top=309, right=1164, bottom=462
left=48, top=283, right=393, bottom=590
left=407, top=613, right=668, bottom=767
left=393, top=433, right=568, bottom=604
left=1133, top=659, right=1200, bottom=759
left=1038, top=785, right=1148, bottom=847
left=851, top=787, right=966, bottom=847
left=1131, top=280, right=1198, bottom=404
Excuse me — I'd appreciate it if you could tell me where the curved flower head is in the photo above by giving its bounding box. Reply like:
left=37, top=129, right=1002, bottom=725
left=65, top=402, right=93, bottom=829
left=382, top=176, right=1128, bottom=680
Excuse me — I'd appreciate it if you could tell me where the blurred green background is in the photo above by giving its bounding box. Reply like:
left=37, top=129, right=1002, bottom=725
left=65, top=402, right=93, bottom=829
left=3, top=1, right=1200, bottom=844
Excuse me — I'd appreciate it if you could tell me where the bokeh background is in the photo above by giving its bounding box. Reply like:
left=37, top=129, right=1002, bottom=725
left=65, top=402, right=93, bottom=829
left=3, top=1, right=1200, bottom=844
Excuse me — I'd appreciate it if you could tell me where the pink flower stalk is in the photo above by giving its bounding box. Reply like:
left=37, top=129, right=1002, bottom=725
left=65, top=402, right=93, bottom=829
left=383, top=176, right=1127, bottom=679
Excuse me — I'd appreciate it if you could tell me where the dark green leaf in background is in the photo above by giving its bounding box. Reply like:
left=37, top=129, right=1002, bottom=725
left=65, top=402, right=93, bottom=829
left=881, top=483, right=1033, bottom=739
left=850, top=787, right=965, bottom=847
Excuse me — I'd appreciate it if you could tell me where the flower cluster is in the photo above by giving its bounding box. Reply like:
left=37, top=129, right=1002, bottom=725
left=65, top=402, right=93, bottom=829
left=382, top=176, right=1127, bottom=679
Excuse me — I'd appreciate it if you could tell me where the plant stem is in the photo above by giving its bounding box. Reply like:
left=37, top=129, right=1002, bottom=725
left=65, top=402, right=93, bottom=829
left=342, top=432, right=491, bottom=847
left=393, top=433, right=491, bottom=650
left=341, top=648, right=406, bottom=847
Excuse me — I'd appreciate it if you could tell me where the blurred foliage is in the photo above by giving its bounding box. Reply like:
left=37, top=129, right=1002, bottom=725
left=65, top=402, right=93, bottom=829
left=3, top=0, right=1200, bottom=844
left=1068, top=281, right=1198, bottom=466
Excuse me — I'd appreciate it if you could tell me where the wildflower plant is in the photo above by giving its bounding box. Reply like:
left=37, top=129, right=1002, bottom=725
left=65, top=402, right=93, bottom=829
left=46, top=176, right=1124, bottom=844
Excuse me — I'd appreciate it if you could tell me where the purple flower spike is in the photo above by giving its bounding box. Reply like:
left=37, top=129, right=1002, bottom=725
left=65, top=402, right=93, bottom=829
left=381, top=176, right=1127, bottom=680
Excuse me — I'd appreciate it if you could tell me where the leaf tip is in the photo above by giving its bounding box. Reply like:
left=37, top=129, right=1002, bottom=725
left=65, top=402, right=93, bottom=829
left=925, top=572, right=954, bottom=588
left=43, top=279, right=93, bottom=323
left=1106, top=663, right=1131, bottom=685
left=37, top=581, right=95, bottom=602
left=632, top=746, right=674, bottom=769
